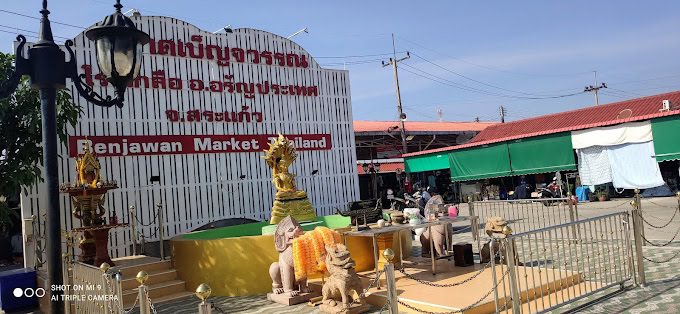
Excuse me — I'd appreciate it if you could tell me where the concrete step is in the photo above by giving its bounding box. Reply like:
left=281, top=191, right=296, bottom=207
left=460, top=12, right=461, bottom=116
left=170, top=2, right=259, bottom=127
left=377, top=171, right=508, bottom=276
left=122, top=279, right=187, bottom=306
left=121, top=269, right=178, bottom=290
left=118, top=260, right=173, bottom=279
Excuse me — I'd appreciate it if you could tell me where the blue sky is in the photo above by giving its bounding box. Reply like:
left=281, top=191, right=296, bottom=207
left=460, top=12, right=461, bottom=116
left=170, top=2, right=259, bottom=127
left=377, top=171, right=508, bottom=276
left=2, top=0, right=679, bottom=122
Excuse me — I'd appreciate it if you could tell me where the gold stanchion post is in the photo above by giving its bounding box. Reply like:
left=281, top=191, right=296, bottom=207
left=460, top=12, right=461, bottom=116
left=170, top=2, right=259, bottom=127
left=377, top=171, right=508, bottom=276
left=137, top=271, right=151, bottom=314
left=196, top=283, right=212, bottom=314
left=383, top=249, right=399, bottom=314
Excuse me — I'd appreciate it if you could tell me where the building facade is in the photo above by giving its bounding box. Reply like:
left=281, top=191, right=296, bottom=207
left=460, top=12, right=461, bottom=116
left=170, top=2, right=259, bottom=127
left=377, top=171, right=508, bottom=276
left=21, top=15, right=359, bottom=259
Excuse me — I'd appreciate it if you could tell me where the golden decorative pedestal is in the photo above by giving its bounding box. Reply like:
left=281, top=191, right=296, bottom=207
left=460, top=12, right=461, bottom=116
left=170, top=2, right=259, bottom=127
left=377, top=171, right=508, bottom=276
left=270, top=196, right=316, bottom=224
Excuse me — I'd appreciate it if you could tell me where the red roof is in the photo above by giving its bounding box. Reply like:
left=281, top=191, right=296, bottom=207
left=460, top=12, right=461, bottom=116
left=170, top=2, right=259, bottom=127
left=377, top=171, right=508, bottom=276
left=403, top=90, right=680, bottom=157
left=353, top=121, right=496, bottom=133
left=357, top=162, right=404, bottom=174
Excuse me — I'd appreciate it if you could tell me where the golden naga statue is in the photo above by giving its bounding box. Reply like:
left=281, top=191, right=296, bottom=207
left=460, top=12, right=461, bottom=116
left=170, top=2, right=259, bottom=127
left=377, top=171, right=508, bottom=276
left=263, top=134, right=316, bottom=224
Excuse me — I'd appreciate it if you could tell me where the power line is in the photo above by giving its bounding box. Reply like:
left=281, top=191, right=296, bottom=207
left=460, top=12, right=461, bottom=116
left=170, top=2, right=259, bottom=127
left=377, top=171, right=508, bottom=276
left=0, top=24, right=71, bottom=40
left=396, top=35, right=593, bottom=78
left=0, top=9, right=86, bottom=29
left=399, top=62, right=583, bottom=100
left=410, top=52, right=568, bottom=97
left=0, top=29, right=39, bottom=39
left=608, top=87, right=644, bottom=97
left=315, top=52, right=408, bottom=59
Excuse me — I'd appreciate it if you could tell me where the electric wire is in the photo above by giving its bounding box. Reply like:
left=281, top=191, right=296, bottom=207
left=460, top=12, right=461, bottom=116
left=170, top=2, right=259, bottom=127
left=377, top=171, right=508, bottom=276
left=396, top=35, right=593, bottom=78
left=399, top=62, right=584, bottom=100
left=0, top=24, right=71, bottom=40
left=410, top=52, right=570, bottom=97
left=316, top=52, right=408, bottom=59
left=0, top=9, right=86, bottom=29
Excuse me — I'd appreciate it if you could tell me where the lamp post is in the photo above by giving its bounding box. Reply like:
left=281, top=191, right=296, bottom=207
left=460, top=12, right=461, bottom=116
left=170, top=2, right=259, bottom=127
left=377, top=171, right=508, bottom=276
left=362, top=162, right=381, bottom=199
left=0, top=1, right=150, bottom=313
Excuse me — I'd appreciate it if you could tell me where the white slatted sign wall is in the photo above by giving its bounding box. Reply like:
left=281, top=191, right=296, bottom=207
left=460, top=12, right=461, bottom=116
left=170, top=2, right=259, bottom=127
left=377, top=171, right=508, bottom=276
left=21, top=16, right=359, bottom=260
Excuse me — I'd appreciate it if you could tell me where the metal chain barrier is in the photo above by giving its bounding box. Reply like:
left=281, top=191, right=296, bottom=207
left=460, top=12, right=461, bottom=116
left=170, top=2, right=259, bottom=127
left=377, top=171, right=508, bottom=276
left=450, top=226, right=471, bottom=234
left=348, top=269, right=385, bottom=308
left=379, top=300, right=391, bottom=313
left=396, top=270, right=509, bottom=314
left=103, top=272, right=138, bottom=314
left=396, top=250, right=500, bottom=288
left=643, top=250, right=680, bottom=264
left=144, top=288, right=158, bottom=314
left=210, top=302, right=228, bottom=314
left=589, top=200, right=633, bottom=211
left=639, top=207, right=679, bottom=229
left=640, top=197, right=679, bottom=210
left=640, top=221, right=680, bottom=248
left=132, top=209, right=160, bottom=227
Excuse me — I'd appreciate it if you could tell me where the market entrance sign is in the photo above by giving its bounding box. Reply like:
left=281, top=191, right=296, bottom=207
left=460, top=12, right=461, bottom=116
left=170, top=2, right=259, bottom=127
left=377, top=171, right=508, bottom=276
left=69, top=134, right=332, bottom=157
left=22, top=15, right=359, bottom=261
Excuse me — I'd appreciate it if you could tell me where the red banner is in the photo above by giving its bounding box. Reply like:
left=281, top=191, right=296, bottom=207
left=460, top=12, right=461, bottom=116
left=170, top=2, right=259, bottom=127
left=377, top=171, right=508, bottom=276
left=68, top=134, right=332, bottom=157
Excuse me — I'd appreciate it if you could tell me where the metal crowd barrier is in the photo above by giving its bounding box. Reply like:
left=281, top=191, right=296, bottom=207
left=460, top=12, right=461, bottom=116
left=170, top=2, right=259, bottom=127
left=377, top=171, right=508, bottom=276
left=469, top=196, right=578, bottom=255
left=492, top=211, right=633, bottom=313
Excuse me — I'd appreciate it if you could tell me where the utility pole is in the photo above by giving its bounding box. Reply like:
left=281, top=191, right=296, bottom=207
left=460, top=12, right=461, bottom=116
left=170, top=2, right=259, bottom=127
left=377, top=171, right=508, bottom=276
left=584, top=71, right=607, bottom=106
left=382, top=34, right=410, bottom=182
left=499, top=105, right=506, bottom=123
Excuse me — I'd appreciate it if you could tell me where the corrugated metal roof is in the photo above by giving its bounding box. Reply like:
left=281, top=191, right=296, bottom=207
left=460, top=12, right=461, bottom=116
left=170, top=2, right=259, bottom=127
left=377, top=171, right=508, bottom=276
left=403, top=90, right=680, bottom=158
left=353, top=121, right=496, bottom=133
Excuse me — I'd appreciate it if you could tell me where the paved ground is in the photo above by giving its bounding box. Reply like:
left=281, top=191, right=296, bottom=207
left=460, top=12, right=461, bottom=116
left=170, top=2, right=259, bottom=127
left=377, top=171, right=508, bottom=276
left=12, top=196, right=680, bottom=313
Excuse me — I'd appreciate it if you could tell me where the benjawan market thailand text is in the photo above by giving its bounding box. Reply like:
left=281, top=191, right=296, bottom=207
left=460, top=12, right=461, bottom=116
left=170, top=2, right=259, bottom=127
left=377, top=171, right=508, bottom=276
left=68, top=134, right=332, bottom=157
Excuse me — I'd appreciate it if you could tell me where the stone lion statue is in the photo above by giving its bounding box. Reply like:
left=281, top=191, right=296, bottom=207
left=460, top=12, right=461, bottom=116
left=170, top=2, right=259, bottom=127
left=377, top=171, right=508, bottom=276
left=269, top=216, right=312, bottom=296
left=480, top=217, right=521, bottom=265
left=321, top=244, right=365, bottom=312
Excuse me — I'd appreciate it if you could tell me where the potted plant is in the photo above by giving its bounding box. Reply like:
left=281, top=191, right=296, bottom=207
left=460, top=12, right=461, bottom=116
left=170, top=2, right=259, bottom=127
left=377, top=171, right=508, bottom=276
left=596, top=190, right=610, bottom=202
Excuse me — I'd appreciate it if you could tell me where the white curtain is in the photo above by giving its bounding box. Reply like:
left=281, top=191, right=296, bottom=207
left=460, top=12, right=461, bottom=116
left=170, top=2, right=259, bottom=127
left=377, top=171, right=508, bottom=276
left=607, top=141, right=664, bottom=189
left=572, top=121, right=653, bottom=149
left=577, top=146, right=613, bottom=186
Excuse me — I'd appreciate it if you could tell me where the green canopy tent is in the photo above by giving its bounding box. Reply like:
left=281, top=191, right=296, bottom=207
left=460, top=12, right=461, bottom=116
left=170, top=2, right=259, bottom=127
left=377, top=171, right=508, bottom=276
left=507, top=132, right=577, bottom=175
left=404, top=153, right=450, bottom=173
left=448, top=142, right=512, bottom=181
left=651, top=115, right=680, bottom=162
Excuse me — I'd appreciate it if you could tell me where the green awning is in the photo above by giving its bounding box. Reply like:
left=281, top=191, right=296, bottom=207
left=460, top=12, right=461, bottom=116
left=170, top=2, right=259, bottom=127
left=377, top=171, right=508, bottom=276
left=508, top=132, right=576, bottom=175
left=404, top=153, right=450, bottom=173
left=652, top=115, right=680, bottom=162
left=449, top=142, right=512, bottom=181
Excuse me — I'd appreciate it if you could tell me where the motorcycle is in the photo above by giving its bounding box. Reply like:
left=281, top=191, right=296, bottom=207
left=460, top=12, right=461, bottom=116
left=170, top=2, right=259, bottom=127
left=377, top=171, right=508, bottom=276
left=537, top=180, right=561, bottom=206
left=386, top=189, right=417, bottom=211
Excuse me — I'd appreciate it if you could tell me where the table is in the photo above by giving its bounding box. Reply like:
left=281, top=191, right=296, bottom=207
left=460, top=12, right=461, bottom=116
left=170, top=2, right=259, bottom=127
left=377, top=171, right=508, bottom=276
left=344, top=216, right=468, bottom=288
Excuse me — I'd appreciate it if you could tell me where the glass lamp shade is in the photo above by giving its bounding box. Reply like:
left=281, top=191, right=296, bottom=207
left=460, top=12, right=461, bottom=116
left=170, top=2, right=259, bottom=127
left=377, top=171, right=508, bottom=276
left=95, top=36, right=142, bottom=79
left=85, top=1, right=150, bottom=102
left=375, top=163, right=381, bottom=172
left=362, top=163, right=369, bottom=173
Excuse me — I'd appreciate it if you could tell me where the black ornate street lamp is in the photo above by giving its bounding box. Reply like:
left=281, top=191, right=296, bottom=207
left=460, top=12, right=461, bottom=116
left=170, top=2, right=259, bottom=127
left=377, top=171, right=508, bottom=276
left=0, top=1, right=149, bottom=312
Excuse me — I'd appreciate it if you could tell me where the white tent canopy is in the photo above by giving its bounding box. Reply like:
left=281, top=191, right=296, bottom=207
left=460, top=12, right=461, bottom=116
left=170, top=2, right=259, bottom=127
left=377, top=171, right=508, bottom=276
left=571, top=121, right=653, bottom=150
